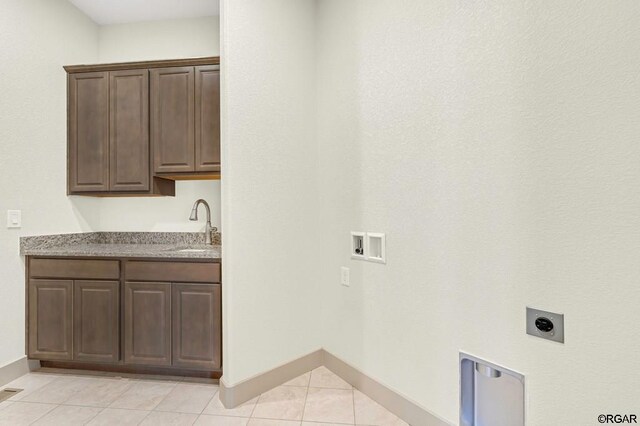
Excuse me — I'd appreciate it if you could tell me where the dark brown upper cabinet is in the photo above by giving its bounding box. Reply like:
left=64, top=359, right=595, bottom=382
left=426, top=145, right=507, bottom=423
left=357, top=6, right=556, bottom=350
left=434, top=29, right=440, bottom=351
left=65, top=57, right=220, bottom=196
left=109, top=70, right=150, bottom=192
left=151, top=67, right=195, bottom=174
left=151, top=65, right=220, bottom=179
left=195, top=66, right=221, bottom=173
left=68, top=72, right=110, bottom=193
left=68, top=69, right=173, bottom=196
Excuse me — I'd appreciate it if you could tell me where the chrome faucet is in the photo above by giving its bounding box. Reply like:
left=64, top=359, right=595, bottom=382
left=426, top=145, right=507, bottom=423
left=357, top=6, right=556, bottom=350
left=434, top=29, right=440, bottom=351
left=189, top=199, right=214, bottom=245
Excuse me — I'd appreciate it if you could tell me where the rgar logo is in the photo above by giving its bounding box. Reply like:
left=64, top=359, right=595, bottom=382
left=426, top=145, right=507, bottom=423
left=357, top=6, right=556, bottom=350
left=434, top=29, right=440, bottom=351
left=598, top=414, right=638, bottom=424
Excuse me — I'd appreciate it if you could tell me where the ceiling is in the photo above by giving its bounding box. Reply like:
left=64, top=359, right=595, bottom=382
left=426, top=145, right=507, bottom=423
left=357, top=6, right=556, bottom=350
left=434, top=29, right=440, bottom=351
left=68, top=0, right=219, bottom=25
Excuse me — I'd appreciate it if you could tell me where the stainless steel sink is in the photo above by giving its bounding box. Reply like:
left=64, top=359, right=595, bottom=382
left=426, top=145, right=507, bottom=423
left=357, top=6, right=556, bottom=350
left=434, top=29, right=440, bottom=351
left=164, top=246, right=214, bottom=253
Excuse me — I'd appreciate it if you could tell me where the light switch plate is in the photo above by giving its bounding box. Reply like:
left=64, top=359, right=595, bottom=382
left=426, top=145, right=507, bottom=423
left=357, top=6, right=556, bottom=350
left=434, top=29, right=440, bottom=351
left=6, top=210, right=21, bottom=228
left=340, top=267, right=350, bottom=286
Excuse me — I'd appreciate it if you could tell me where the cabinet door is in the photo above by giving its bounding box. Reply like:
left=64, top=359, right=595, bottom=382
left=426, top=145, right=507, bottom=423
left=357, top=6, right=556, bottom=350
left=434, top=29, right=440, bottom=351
left=151, top=67, right=195, bottom=173
left=74, top=281, right=120, bottom=363
left=68, top=72, right=109, bottom=192
left=172, top=283, right=221, bottom=370
left=124, top=282, right=171, bottom=366
left=109, top=70, right=150, bottom=191
left=195, top=66, right=220, bottom=172
left=28, top=280, right=73, bottom=360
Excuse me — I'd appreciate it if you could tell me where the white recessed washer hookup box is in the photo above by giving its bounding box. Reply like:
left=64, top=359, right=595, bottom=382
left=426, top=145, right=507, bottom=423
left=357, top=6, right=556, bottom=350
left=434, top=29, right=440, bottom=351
left=351, top=231, right=366, bottom=260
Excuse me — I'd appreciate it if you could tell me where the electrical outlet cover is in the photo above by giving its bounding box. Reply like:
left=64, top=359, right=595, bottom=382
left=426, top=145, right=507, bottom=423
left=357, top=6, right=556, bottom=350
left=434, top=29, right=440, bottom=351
left=526, top=307, right=564, bottom=344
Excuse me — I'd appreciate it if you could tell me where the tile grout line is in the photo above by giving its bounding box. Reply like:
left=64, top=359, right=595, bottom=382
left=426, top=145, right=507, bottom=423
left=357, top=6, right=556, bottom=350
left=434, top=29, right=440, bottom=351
left=352, top=386, right=357, bottom=426
left=84, top=406, right=105, bottom=426
left=248, top=387, right=260, bottom=419
left=136, top=409, right=153, bottom=426
left=299, top=371, right=311, bottom=424
left=195, top=386, right=219, bottom=417
left=11, top=370, right=390, bottom=425
left=25, top=402, right=56, bottom=426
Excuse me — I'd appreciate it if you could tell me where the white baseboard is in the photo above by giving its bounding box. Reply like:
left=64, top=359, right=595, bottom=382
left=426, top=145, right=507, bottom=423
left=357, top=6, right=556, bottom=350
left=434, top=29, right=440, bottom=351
left=0, top=357, right=40, bottom=387
left=323, top=350, right=451, bottom=426
left=219, top=349, right=451, bottom=426
left=219, top=349, right=323, bottom=409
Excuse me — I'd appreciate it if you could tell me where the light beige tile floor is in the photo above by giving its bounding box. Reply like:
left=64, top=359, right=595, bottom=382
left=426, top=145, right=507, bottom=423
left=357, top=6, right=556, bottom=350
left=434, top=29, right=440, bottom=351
left=0, top=367, right=408, bottom=425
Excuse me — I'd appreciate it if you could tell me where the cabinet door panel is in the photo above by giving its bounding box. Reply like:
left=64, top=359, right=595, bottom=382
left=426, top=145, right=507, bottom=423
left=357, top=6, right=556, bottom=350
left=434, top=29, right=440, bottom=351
left=151, top=67, right=195, bottom=173
left=28, top=280, right=73, bottom=360
left=172, top=284, right=221, bottom=370
left=68, top=72, right=109, bottom=192
left=110, top=70, right=150, bottom=191
left=74, top=281, right=119, bottom=363
left=195, top=66, right=220, bottom=172
left=124, top=281, right=171, bottom=366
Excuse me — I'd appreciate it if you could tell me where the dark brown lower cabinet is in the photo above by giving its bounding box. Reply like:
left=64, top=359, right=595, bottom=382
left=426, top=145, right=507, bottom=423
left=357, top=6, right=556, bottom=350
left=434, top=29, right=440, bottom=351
left=124, top=281, right=172, bottom=366
left=28, top=280, right=73, bottom=360
left=27, top=257, right=222, bottom=376
left=172, top=283, right=222, bottom=370
left=74, top=281, right=119, bottom=363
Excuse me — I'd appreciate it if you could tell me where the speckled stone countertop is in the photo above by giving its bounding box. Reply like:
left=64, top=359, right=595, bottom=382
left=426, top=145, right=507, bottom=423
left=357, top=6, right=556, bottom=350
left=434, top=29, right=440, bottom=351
left=20, top=232, right=222, bottom=260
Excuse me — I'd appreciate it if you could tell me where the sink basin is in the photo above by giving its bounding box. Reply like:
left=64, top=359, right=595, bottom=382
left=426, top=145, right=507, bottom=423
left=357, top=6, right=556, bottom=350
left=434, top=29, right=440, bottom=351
left=164, top=246, right=214, bottom=253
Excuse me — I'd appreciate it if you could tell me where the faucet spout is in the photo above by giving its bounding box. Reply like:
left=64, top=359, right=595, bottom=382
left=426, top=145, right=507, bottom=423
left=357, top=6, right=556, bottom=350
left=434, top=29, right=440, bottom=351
left=189, top=199, right=213, bottom=245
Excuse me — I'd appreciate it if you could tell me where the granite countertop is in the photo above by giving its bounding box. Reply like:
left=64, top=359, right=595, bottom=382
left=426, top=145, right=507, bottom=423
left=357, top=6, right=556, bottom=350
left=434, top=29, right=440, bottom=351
left=20, top=232, right=222, bottom=260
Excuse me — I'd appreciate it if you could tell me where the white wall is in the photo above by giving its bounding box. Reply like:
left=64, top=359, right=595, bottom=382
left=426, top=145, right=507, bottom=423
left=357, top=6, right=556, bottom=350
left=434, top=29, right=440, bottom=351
left=96, top=16, right=222, bottom=232
left=0, top=0, right=100, bottom=368
left=0, top=10, right=220, bottom=368
left=98, top=16, right=220, bottom=63
left=316, top=1, right=640, bottom=425
left=220, top=0, right=321, bottom=385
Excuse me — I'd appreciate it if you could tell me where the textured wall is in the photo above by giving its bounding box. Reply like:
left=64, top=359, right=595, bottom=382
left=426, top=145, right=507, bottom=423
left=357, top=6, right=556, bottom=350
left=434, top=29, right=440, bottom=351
left=96, top=16, right=222, bottom=232
left=98, top=17, right=219, bottom=63
left=0, top=0, right=100, bottom=368
left=220, top=0, right=322, bottom=385
left=0, top=9, right=220, bottom=368
left=316, top=1, right=640, bottom=424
